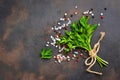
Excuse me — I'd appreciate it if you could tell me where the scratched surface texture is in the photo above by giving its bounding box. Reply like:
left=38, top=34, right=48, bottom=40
left=0, top=0, right=120, bottom=80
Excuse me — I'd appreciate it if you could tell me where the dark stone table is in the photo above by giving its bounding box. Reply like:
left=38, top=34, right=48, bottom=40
left=0, top=0, right=120, bottom=80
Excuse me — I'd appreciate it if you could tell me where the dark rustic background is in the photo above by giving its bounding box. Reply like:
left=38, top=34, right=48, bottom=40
left=0, top=0, right=120, bottom=80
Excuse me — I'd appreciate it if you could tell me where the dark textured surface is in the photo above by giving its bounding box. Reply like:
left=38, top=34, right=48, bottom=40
left=0, top=0, right=120, bottom=80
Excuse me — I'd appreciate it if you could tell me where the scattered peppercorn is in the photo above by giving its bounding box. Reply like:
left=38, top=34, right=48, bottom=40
left=92, top=16, right=95, bottom=19
left=90, top=8, right=93, bottom=11
left=104, top=8, right=107, bottom=10
left=70, top=14, right=73, bottom=17
left=75, top=59, right=79, bottom=63
left=100, top=16, right=104, bottom=19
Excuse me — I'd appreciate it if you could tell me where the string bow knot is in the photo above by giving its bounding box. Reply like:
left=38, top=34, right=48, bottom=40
left=85, top=32, right=105, bottom=75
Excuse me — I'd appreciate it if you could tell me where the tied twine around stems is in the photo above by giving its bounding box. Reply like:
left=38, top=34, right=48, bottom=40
left=85, top=32, right=105, bottom=75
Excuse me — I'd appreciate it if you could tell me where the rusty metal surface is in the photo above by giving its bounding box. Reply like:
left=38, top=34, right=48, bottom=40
left=0, top=0, right=120, bottom=80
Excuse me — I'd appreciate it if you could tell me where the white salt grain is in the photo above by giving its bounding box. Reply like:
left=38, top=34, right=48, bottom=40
left=75, top=12, right=78, bottom=14
left=98, top=23, right=100, bottom=26
left=68, top=58, right=70, bottom=61
left=58, top=27, right=62, bottom=29
left=75, top=5, right=78, bottom=9
left=58, top=22, right=61, bottom=25
left=51, top=27, right=54, bottom=30
left=58, top=60, right=61, bottom=63
left=55, top=45, right=58, bottom=47
left=67, top=56, right=70, bottom=59
left=73, top=54, right=76, bottom=57
left=100, top=13, right=103, bottom=16
left=74, top=51, right=78, bottom=54
left=47, top=42, right=50, bottom=44
left=64, top=13, right=67, bottom=16
left=54, top=56, right=56, bottom=58
left=89, top=11, right=92, bottom=14
left=46, top=44, right=49, bottom=46
left=72, top=57, right=75, bottom=60
left=91, top=13, right=94, bottom=16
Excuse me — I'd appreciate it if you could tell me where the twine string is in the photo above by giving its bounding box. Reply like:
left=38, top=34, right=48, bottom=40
left=85, top=32, right=105, bottom=75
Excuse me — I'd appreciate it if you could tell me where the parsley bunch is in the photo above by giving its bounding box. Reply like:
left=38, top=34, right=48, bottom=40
left=57, top=15, right=108, bottom=67
left=40, top=48, right=52, bottom=59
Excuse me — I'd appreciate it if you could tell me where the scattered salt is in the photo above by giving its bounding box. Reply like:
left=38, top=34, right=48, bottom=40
left=75, top=12, right=78, bottom=14
left=64, top=13, right=67, bottom=16
left=100, top=13, right=103, bottom=16
left=75, top=5, right=78, bottom=9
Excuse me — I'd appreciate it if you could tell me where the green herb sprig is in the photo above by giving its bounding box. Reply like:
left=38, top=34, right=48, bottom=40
left=57, top=15, right=108, bottom=68
left=40, top=48, right=52, bottom=59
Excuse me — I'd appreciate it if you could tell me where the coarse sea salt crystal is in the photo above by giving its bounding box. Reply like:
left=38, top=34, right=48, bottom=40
left=46, top=44, right=49, bottom=46
left=60, top=18, right=63, bottom=20
left=72, top=57, right=75, bottom=60
left=100, top=13, right=103, bottom=16
left=55, top=28, right=58, bottom=30
left=66, top=19, right=71, bottom=26
left=75, top=12, right=78, bottom=14
left=74, top=51, right=78, bottom=54
left=54, top=56, right=56, bottom=58
left=54, top=26, right=58, bottom=30
left=47, top=41, right=50, bottom=44
left=52, top=39, right=56, bottom=42
left=50, top=36, right=56, bottom=42
left=58, top=27, right=62, bottom=29
left=60, top=24, right=65, bottom=28
left=64, top=13, right=67, bottom=16
left=73, top=54, right=76, bottom=57
left=91, top=13, right=94, bottom=16
left=75, top=5, right=78, bottom=9
left=80, top=53, right=83, bottom=56
left=89, top=11, right=92, bottom=14
left=58, top=60, right=61, bottom=63
left=60, top=18, right=64, bottom=21
left=98, top=23, right=100, bottom=26
left=51, top=27, right=54, bottom=30
left=83, top=10, right=89, bottom=14
left=67, top=56, right=70, bottom=59
left=58, top=22, right=61, bottom=25
left=63, top=56, right=66, bottom=60
left=50, top=35, right=53, bottom=38
left=67, top=58, right=70, bottom=61
left=56, top=38, right=60, bottom=41
left=50, top=44, right=54, bottom=46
